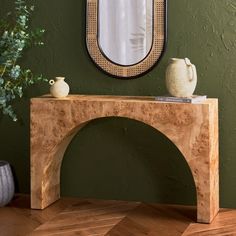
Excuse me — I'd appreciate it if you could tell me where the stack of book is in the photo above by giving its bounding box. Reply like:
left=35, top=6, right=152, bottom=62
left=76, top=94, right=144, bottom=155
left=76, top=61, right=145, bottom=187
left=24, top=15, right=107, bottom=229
left=155, top=95, right=207, bottom=103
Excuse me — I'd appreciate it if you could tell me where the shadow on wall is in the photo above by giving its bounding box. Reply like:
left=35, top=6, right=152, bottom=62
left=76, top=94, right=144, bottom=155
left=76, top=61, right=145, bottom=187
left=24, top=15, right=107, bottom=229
left=61, top=117, right=196, bottom=205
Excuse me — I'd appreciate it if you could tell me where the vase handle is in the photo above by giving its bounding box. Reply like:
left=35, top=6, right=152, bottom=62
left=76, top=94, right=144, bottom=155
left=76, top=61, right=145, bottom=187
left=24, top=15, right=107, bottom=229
left=49, top=80, right=55, bottom=85
left=185, top=58, right=195, bottom=82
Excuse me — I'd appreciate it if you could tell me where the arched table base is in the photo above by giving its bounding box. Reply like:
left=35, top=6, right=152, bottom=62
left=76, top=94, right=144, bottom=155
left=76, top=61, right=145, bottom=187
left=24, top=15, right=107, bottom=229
left=30, top=95, right=219, bottom=223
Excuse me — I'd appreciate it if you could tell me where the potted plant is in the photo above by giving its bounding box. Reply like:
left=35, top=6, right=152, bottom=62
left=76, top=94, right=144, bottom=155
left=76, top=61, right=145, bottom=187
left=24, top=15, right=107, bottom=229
left=0, top=0, right=47, bottom=206
left=0, top=161, right=14, bottom=207
left=0, top=0, right=47, bottom=122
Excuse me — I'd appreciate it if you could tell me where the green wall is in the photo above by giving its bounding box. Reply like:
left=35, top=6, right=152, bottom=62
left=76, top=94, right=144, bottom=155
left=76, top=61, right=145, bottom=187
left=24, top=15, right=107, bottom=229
left=0, top=0, right=236, bottom=207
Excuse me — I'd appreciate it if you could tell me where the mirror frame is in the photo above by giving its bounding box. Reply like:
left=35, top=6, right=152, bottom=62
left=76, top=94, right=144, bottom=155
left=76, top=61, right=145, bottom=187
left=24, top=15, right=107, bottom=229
left=86, top=0, right=167, bottom=79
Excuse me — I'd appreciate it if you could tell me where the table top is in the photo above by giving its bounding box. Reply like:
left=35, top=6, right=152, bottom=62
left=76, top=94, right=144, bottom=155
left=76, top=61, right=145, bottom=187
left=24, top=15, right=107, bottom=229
left=31, top=94, right=217, bottom=105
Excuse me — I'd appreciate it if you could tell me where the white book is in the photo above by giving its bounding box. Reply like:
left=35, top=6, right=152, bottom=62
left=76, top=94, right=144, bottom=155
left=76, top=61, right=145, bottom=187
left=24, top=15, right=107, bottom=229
left=155, top=95, right=207, bottom=104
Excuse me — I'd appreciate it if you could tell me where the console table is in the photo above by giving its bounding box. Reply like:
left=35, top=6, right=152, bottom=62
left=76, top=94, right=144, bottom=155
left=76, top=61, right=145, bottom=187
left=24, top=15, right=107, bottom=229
left=30, top=95, right=219, bottom=223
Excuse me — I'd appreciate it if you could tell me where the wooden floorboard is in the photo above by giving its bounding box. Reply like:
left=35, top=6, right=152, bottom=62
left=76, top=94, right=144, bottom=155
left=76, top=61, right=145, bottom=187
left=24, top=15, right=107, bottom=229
left=106, top=204, right=194, bottom=236
left=0, top=195, right=236, bottom=236
left=183, top=209, right=236, bottom=235
left=30, top=200, right=139, bottom=236
left=0, top=194, right=79, bottom=236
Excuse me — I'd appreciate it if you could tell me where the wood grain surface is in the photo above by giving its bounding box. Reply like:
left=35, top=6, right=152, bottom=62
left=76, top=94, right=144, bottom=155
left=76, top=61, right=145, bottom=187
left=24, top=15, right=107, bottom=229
left=30, top=95, right=219, bottom=223
left=0, top=195, right=235, bottom=236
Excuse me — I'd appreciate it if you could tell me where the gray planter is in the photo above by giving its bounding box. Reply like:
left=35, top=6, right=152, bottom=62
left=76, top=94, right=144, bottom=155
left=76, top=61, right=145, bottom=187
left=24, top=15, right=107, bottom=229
left=0, top=161, right=14, bottom=207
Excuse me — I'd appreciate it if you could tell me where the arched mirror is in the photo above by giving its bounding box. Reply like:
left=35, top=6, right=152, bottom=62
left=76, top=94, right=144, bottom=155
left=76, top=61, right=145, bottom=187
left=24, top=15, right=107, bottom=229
left=86, top=0, right=167, bottom=78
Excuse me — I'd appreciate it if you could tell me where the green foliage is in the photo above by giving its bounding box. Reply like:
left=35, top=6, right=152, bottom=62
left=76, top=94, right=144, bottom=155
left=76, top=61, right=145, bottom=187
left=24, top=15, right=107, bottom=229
left=0, top=0, right=47, bottom=121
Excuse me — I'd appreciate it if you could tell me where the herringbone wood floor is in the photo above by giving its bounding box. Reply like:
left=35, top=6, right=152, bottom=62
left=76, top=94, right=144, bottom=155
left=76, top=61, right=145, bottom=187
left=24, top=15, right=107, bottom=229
left=0, top=195, right=236, bottom=236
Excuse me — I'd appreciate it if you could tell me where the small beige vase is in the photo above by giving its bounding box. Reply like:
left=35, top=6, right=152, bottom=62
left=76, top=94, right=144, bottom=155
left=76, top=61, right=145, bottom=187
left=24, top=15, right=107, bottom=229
left=166, top=58, right=197, bottom=97
left=49, top=77, right=70, bottom=98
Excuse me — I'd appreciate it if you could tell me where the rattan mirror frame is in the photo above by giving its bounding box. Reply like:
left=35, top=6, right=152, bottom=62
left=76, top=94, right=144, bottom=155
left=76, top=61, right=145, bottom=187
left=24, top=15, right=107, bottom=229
left=86, top=0, right=167, bottom=78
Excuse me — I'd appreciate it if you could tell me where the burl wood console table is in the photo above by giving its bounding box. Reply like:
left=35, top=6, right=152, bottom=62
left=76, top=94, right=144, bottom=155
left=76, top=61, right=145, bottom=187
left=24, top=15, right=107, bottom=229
left=30, top=95, right=219, bottom=223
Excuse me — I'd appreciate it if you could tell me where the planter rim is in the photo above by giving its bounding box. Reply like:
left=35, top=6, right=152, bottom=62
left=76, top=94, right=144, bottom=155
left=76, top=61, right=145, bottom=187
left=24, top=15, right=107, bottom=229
left=0, top=161, right=9, bottom=167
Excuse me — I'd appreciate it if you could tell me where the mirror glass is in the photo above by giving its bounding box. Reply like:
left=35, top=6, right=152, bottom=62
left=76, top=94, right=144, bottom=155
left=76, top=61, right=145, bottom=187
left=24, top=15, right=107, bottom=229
left=98, top=0, right=153, bottom=66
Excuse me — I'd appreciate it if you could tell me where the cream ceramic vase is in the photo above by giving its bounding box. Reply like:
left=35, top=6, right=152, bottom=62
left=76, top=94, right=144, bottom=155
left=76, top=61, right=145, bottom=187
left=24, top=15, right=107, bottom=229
left=166, top=58, right=197, bottom=97
left=49, top=77, right=70, bottom=98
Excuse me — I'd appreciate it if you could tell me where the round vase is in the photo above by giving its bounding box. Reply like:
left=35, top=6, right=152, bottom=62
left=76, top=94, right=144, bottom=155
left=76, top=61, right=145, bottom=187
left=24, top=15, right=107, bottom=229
left=49, top=77, right=70, bottom=98
left=166, top=58, right=197, bottom=97
left=0, top=161, right=15, bottom=207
